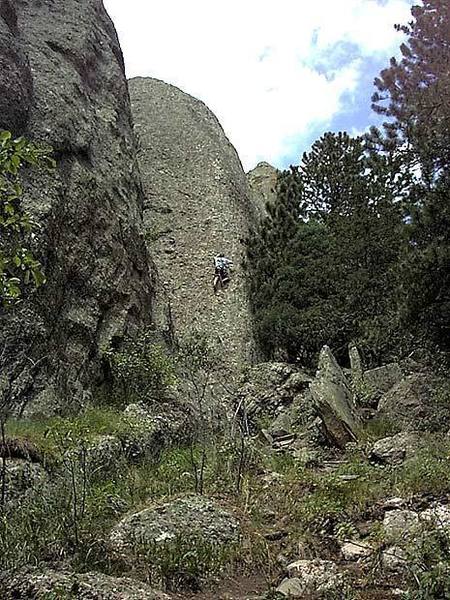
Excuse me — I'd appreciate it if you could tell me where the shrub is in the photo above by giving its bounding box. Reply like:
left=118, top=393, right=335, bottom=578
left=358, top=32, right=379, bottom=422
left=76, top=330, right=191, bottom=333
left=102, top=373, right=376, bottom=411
left=104, top=329, right=176, bottom=406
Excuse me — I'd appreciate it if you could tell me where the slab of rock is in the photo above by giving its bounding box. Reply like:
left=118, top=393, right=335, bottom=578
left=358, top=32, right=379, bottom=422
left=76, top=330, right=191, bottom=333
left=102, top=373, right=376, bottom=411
left=349, top=343, right=363, bottom=382
left=341, top=541, right=373, bottom=561
left=383, top=510, right=419, bottom=542
left=276, top=577, right=304, bottom=597
left=130, top=77, right=260, bottom=378
left=378, top=374, right=448, bottom=431
left=284, top=559, right=346, bottom=595
left=0, top=568, right=170, bottom=599
left=363, top=363, right=402, bottom=396
left=0, top=0, right=154, bottom=415
left=310, top=346, right=361, bottom=448
left=370, top=432, right=420, bottom=465
left=110, top=495, right=240, bottom=556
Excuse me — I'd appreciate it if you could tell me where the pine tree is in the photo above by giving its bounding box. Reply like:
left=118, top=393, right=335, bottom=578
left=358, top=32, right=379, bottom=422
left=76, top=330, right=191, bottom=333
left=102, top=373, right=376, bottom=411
left=371, top=0, right=450, bottom=351
left=299, top=132, right=404, bottom=362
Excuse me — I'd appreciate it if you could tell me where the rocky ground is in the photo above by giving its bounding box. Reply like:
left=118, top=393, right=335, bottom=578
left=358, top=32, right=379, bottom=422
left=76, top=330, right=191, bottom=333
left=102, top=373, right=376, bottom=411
left=1, top=345, right=449, bottom=599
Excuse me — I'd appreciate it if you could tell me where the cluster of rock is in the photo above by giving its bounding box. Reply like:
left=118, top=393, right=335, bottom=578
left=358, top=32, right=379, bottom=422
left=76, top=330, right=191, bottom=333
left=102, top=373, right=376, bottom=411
left=237, top=342, right=449, bottom=458
left=1, top=0, right=267, bottom=416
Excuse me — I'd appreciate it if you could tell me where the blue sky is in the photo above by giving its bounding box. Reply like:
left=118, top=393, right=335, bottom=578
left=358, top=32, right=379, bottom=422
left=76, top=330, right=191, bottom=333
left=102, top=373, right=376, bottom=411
left=104, top=0, right=414, bottom=171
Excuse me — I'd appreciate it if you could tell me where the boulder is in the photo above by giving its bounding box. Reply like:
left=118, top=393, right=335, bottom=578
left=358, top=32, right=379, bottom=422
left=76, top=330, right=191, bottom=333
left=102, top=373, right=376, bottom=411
left=281, top=559, right=346, bottom=596
left=110, top=495, right=240, bottom=557
left=86, top=435, right=123, bottom=474
left=382, top=546, right=408, bottom=573
left=383, top=510, right=419, bottom=542
left=378, top=374, right=449, bottom=431
left=2, top=458, right=48, bottom=505
left=363, top=363, right=402, bottom=397
left=121, top=402, right=194, bottom=461
left=370, top=432, right=421, bottom=465
left=341, top=541, right=372, bottom=561
left=0, top=568, right=170, bottom=599
left=236, top=362, right=313, bottom=428
left=0, top=0, right=154, bottom=415
left=310, top=346, right=361, bottom=448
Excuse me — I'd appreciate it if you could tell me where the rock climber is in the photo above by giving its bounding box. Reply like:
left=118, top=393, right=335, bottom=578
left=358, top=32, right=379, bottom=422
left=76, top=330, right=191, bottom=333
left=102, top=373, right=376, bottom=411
left=213, top=253, right=234, bottom=292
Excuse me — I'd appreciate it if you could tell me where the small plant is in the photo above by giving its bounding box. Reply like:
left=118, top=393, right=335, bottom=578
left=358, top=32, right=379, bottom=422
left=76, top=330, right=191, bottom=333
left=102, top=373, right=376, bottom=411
left=104, top=329, right=176, bottom=406
left=132, top=535, right=241, bottom=592
left=404, top=525, right=450, bottom=599
left=0, top=130, right=54, bottom=305
left=176, top=331, right=224, bottom=494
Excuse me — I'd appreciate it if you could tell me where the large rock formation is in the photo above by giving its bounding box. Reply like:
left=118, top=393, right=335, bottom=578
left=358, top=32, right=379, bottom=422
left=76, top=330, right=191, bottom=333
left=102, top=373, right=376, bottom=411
left=247, top=161, right=278, bottom=218
left=129, top=78, right=259, bottom=374
left=0, top=0, right=154, bottom=415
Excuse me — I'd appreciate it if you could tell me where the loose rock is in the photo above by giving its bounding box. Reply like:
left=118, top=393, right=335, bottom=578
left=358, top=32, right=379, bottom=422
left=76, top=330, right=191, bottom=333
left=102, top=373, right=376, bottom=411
left=283, top=559, right=347, bottom=596
left=370, top=432, right=420, bottom=465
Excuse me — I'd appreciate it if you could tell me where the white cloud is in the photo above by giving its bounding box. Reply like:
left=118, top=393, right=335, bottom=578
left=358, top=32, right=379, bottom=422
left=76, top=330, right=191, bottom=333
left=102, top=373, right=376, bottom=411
left=104, top=0, right=413, bottom=170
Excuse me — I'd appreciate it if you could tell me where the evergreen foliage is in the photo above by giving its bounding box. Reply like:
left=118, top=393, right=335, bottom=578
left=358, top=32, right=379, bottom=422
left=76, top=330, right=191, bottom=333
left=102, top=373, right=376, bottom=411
left=371, top=0, right=450, bottom=351
left=247, top=133, right=404, bottom=366
left=247, top=1, right=449, bottom=366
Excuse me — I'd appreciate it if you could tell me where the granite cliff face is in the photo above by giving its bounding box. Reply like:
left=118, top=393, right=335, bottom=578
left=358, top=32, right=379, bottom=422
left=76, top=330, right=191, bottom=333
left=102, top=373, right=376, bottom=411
left=0, top=0, right=154, bottom=415
left=129, top=77, right=259, bottom=373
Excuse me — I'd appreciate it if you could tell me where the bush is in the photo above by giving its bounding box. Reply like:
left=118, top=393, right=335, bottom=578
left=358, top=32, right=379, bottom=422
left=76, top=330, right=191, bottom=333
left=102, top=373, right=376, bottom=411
left=104, top=329, right=176, bottom=406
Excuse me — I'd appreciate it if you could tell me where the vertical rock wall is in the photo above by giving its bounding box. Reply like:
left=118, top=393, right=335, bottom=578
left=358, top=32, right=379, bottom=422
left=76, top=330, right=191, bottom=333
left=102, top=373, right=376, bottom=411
left=129, top=77, right=259, bottom=374
left=247, top=161, right=279, bottom=218
left=0, top=0, right=154, bottom=415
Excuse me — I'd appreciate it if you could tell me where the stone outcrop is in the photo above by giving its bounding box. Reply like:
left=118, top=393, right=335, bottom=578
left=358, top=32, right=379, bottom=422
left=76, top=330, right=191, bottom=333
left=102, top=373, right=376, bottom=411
left=110, top=495, right=240, bottom=557
left=310, top=346, right=362, bottom=447
left=247, top=161, right=278, bottom=218
left=377, top=373, right=449, bottom=431
left=129, top=78, right=259, bottom=376
left=0, top=568, right=170, bottom=600
left=0, top=0, right=154, bottom=415
left=369, top=432, right=421, bottom=466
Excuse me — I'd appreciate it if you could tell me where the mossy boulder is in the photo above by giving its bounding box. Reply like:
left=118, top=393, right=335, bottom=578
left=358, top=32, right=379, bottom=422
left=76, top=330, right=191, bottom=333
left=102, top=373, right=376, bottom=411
left=109, top=495, right=240, bottom=558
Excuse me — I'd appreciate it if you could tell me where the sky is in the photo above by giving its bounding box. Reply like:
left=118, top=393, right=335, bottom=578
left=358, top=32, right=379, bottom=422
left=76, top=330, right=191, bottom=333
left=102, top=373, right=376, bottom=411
left=103, top=0, right=414, bottom=171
